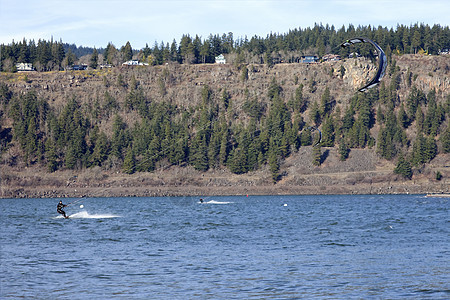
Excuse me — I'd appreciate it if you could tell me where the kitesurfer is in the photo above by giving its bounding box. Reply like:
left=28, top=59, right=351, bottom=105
left=199, top=198, right=204, bottom=203
left=57, top=200, right=68, bottom=219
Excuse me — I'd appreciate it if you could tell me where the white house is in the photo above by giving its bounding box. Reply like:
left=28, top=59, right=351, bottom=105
left=215, top=54, right=226, bottom=64
left=122, top=60, right=149, bottom=66
left=16, top=62, right=34, bottom=71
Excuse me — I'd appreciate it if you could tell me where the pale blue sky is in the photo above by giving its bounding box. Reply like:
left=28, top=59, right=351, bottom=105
left=1, top=0, right=449, bottom=49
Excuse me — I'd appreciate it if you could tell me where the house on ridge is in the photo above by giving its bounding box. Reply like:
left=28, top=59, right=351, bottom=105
left=122, top=60, right=149, bottom=66
left=322, top=54, right=341, bottom=62
left=16, top=63, right=34, bottom=71
left=215, top=54, right=226, bottom=64
left=300, top=56, right=319, bottom=63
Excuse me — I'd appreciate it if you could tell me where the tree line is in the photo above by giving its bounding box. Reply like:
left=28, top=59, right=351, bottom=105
left=1, top=71, right=449, bottom=181
left=1, top=23, right=449, bottom=71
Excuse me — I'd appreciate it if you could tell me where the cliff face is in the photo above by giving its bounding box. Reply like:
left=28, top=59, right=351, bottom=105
left=3, top=54, right=449, bottom=112
left=1, top=54, right=449, bottom=198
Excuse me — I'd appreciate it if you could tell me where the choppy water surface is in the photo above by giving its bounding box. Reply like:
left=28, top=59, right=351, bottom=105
left=1, top=194, right=448, bottom=299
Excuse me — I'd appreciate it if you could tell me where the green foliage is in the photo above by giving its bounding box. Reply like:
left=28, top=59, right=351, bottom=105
left=339, top=65, right=345, bottom=78
left=268, top=138, right=280, bottom=183
left=2, top=24, right=449, bottom=72
left=441, top=124, right=450, bottom=153
left=1, top=35, right=448, bottom=178
left=321, top=116, right=335, bottom=147
left=240, top=65, right=248, bottom=82
left=123, top=147, right=136, bottom=174
left=121, top=42, right=133, bottom=61
left=411, top=134, right=437, bottom=165
left=338, top=140, right=350, bottom=161
left=90, top=48, right=98, bottom=69
left=312, top=145, right=322, bottom=166
left=320, top=87, right=331, bottom=117
left=394, top=152, right=412, bottom=179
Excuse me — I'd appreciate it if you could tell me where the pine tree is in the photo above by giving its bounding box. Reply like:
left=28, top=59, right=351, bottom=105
left=441, top=124, right=450, bottom=153
left=294, top=84, right=305, bottom=112
left=121, top=42, right=133, bottom=61
left=398, top=104, right=409, bottom=128
left=394, top=152, right=412, bottom=179
left=191, top=135, right=209, bottom=171
left=320, top=87, right=331, bottom=117
left=219, top=128, right=229, bottom=166
left=123, top=147, right=136, bottom=174
left=268, top=139, right=280, bottom=183
left=25, top=118, right=37, bottom=164
left=310, top=101, right=321, bottom=125
left=65, top=143, right=77, bottom=169
left=228, top=147, right=247, bottom=174
left=312, top=145, right=322, bottom=166
left=46, top=138, right=58, bottom=172
left=321, top=116, right=335, bottom=147
left=424, top=136, right=437, bottom=162
left=240, top=65, right=248, bottom=82
left=300, top=128, right=312, bottom=146
left=90, top=48, right=98, bottom=69
left=89, top=132, right=109, bottom=167
left=338, top=140, right=349, bottom=161
left=412, top=134, right=427, bottom=165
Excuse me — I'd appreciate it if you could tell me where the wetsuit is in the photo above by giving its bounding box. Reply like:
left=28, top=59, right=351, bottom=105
left=57, top=202, right=68, bottom=218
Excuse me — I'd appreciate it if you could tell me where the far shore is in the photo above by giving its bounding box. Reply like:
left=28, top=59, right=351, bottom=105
left=2, top=182, right=449, bottom=199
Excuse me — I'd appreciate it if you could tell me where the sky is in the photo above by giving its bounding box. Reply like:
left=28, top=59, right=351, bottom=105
left=1, top=0, right=449, bottom=49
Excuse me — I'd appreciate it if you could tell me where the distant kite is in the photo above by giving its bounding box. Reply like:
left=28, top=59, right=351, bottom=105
left=341, top=37, right=387, bottom=92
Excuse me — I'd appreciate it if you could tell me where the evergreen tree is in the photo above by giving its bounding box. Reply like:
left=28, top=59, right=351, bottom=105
left=398, top=103, right=409, bottom=128
left=312, top=145, right=322, bottom=166
left=90, top=48, right=98, bottom=69
left=309, top=101, right=321, bottom=125
left=424, top=136, right=437, bottom=162
left=111, top=115, right=128, bottom=159
left=191, top=135, right=209, bottom=171
left=89, top=132, right=109, bottom=166
left=394, top=152, right=412, bottom=179
left=104, top=42, right=118, bottom=65
left=294, top=84, right=305, bottom=112
left=411, top=134, right=427, bottom=165
left=338, top=140, right=350, bottom=161
left=268, top=138, right=280, bottom=183
left=341, top=107, right=354, bottom=131
left=441, top=124, right=450, bottom=153
left=321, top=116, right=335, bottom=147
left=123, top=147, right=136, bottom=174
left=228, top=147, right=247, bottom=174
left=300, top=128, right=312, bottom=146
left=240, top=65, right=248, bottom=82
left=121, top=41, right=133, bottom=61
left=415, top=107, right=424, bottom=133
left=46, top=138, right=58, bottom=172
left=320, top=87, right=331, bottom=117
left=219, top=127, right=229, bottom=166
left=65, top=143, right=77, bottom=169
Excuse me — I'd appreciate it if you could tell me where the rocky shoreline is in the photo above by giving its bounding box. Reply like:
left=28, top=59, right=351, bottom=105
left=2, top=151, right=449, bottom=199
left=3, top=180, right=449, bottom=199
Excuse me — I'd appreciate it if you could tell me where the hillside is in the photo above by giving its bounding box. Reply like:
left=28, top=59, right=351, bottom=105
left=1, top=54, right=449, bottom=198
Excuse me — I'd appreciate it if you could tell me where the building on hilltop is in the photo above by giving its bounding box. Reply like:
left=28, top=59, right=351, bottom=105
left=300, top=56, right=319, bottom=63
left=215, top=54, right=226, bottom=64
left=322, top=54, right=341, bottom=62
left=122, top=60, right=149, bottom=66
left=16, top=63, right=34, bottom=71
left=66, top=64, right=87, bottom=71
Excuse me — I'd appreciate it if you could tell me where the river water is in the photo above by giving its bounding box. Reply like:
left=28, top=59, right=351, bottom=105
left=1, top=194, right=448, bottom=299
